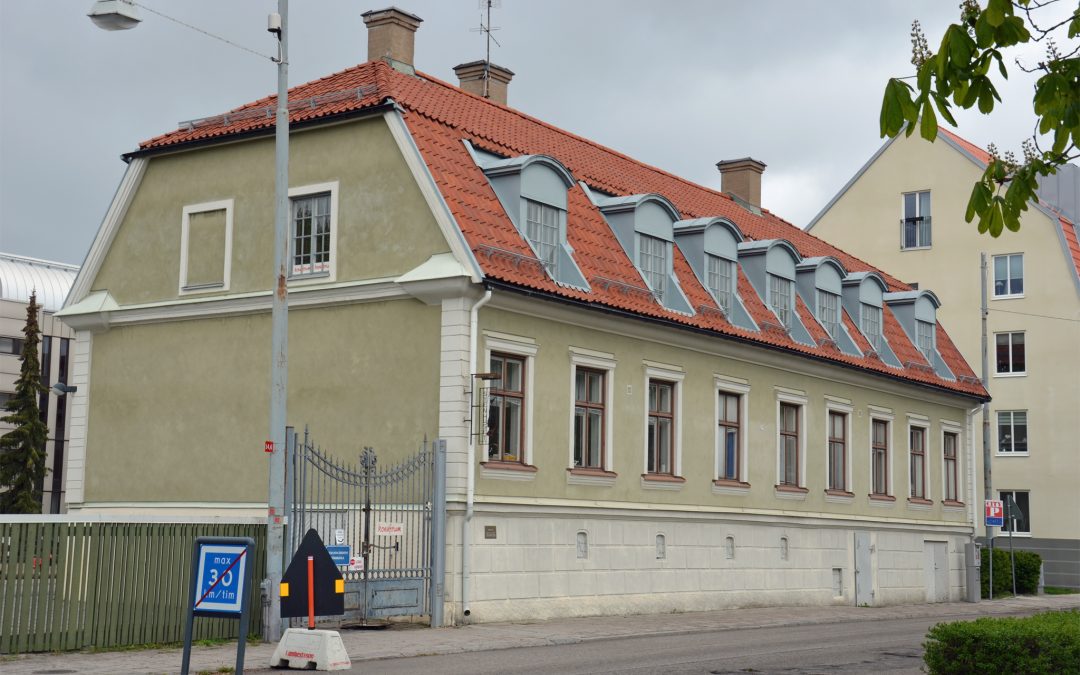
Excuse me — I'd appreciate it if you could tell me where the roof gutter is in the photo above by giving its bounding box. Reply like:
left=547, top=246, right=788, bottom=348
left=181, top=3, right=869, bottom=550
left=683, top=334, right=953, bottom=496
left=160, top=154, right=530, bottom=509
left=121, top=100, right=399, bottom=162
left=484, top=279, right=990, bottom=404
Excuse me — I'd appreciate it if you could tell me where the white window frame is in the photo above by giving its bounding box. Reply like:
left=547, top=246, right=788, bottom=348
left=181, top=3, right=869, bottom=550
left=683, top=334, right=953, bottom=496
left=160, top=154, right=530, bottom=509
left=637, top=233, right=668, bottom=300
left=940, top=420, right=963, bottom=504
left=916, top=320, right=935, bottom=361
left=288, top=181, right=339, bottom=285
left=769, top=274, right=794, bottom=329
left=901, top=189, right=931, bottom=250
left=179, top=199, right=234, bottom=295
left=524, top=198, right=561, bottom=269
left=775, top=388, right=808, bottom=496
left=713, top=375, right=750, bottom=494
left=996, top=409, right=1028, bottom=456
left=568, top=347, right=617, bottom=481
left=994, top=331, right=1026, bottom=377
left=907, top=414, right=931, bottom=504
left=861, top=303, right=883, bottom=352
left=817, top=290, right=842, bottom=338
left=868, top=407, right=896, bottom=500
left=706, top=254, right=735, bottom=315
left=998, top=489, right=1031, bottom=536
left=482, top=333, right=538, bottom=473
left=824, top=398, right=854, bottom=497
left=641, top=362, right=685, bottom=488
left=992, top=253, right=1024, bottom=300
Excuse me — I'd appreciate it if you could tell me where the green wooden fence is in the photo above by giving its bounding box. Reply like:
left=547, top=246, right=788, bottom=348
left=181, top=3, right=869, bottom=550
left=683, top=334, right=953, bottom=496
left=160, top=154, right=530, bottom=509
left=0, top=518, right=266, bottom=654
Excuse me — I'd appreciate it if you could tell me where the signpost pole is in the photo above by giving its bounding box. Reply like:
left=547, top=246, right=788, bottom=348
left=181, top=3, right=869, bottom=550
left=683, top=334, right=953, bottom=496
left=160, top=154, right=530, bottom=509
left=980, top=252, right=994, bottom=600
left=180, top=541, right=201, bottom=675
left=234, top=541, right=255, bottom=674
left=1006, top=498, right=1017, bottom=596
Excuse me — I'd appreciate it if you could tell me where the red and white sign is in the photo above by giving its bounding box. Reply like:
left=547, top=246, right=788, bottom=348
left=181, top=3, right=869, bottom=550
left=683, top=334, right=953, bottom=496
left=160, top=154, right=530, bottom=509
left=264, top=440, right=275, bottom=453
left=348, top=556, right=364, bottom=572
left=375, top=522, right=404, bottom=537
left=985, top=499, right=1004, bottom=526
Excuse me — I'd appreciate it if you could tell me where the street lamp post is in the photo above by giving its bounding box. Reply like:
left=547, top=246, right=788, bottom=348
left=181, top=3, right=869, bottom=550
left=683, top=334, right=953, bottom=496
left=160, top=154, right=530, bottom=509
left=89, top=0, right=290, bottom=641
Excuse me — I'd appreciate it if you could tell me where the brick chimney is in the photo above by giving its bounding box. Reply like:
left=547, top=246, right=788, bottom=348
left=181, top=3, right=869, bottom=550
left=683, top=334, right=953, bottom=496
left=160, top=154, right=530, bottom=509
left=716, top=157, right=767, bottom=208
left=362, top=7, right=423, bottom=71
left=453, top=60, right=515, bottom=105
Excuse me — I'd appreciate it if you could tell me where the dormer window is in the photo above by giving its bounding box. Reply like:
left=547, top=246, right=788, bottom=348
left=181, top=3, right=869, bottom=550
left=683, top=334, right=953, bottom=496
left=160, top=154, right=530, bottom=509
left=474, top=151, right=590, bottom=290
left=525, top=199, right=559, bottom=268
left=706, top=254, right=734, bottom=314
left=861, top=303, right=883, bottom=351
left=817, top=290, right=841, bottom=337
left=916, top=320, right=935, bottom=360
left=769, top=274, right=793, bottom=328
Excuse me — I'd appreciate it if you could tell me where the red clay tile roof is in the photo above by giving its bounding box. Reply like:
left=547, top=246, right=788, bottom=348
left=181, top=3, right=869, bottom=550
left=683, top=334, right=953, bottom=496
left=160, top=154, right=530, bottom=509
left=1060, top=215, right=1080, bottom=281
left=938, top=127, right=993, bottom=164
left=138, top=61, right=986, bottom=399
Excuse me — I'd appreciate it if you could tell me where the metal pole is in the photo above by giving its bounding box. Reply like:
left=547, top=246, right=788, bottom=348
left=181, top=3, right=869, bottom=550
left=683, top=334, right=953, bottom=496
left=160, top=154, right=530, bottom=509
left=431, top=439, right=447, bottom=627
left=266, top=0, right=290, bottom=644
left=1007, top=498, right=1017, bottom=596
left=980, top=252, right=994, bottom=599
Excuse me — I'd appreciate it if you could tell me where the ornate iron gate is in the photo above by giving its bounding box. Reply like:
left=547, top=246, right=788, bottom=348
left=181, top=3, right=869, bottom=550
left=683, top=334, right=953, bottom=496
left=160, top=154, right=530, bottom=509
left=284, top=428, right=446, bottom=625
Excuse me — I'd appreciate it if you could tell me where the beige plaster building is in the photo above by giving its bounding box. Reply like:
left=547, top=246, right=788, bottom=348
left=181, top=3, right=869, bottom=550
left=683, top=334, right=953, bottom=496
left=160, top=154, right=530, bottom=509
left=59, top=9, right=991, bottom=621
left=0, top=253, right=79, bottom=513
left=807, top=131, right=1080, bottom=588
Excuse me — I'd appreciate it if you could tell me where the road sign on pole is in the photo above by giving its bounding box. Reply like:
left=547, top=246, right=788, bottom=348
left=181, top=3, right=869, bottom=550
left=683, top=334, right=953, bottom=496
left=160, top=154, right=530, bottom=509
left=181, top=537, right=255, bottom=675
left=985, top=499, right=1004, bottom=527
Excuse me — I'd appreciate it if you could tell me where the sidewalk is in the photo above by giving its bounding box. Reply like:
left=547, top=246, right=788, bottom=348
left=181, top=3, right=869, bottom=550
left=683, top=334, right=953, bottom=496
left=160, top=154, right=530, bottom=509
left=4, top=595, right=1078, bottom=675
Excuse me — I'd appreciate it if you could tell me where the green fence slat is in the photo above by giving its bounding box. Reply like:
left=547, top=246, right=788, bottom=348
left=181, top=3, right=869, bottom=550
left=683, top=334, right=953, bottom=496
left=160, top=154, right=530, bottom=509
left=47, top=522, right=68, bottom=652
left=32, top=522, right=52, bottom=651
left=0, top=522, right=21, bottom=654
left=143, top=521, right=160, bottom=644
left=16, top=523, right=36, bottom=654
left=64, top=522, right=85, bottom=651
left=91, top=522, right=110, bottom=649
left=135, top=522, right=151, bottom=646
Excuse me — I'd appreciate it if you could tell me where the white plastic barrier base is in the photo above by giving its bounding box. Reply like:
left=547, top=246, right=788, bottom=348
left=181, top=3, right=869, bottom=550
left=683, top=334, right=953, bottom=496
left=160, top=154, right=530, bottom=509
left=270, top=628, right=351, bottom=671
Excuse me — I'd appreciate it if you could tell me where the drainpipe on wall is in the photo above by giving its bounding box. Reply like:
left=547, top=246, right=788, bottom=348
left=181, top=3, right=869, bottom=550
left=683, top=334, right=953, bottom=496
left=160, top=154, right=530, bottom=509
left=965, top=404, right=981, bottom=533
left=462, top=289, right=492, bottom=620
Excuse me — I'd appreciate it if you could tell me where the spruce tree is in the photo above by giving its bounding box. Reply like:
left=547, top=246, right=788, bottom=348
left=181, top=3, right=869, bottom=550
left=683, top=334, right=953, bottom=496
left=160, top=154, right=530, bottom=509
left=0, top=292, right=48, bottom=513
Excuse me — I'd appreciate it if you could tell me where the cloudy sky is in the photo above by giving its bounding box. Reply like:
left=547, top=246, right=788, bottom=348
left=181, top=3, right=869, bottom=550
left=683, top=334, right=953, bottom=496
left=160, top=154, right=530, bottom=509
left=0, top=1, right=1059, bottom=265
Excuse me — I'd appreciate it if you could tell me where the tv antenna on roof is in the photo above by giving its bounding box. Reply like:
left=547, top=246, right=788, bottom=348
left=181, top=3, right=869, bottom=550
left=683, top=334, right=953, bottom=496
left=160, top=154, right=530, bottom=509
left=470, top=0, right=502, bottom=98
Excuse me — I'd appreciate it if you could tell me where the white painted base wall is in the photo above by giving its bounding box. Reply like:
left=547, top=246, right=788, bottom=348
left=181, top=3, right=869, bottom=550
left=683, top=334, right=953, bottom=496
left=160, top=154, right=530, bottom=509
left=443, top=505, right=970, bottom=624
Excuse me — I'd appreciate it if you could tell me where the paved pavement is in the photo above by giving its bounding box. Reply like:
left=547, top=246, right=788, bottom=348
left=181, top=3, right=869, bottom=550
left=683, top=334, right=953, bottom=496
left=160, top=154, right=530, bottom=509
left=3, top=595, right=1077, bottom=675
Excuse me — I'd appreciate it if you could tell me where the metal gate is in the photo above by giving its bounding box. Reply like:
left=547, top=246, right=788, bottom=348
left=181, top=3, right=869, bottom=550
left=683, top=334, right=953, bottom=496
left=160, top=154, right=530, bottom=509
left=284, top=427, right=446, bottom=625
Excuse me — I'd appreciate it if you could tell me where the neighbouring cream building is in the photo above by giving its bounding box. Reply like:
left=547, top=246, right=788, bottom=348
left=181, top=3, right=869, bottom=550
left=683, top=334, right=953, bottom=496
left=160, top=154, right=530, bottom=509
left=808, top=130, right=1080, bottom=589
left=59, top=9, right=991, bottom=622
left=0, top=253, right=79, bottom=513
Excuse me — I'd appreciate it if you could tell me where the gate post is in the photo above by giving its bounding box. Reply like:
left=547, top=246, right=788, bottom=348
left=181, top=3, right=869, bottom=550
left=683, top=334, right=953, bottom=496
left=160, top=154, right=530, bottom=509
left=430, top=439, right=447, bottom=627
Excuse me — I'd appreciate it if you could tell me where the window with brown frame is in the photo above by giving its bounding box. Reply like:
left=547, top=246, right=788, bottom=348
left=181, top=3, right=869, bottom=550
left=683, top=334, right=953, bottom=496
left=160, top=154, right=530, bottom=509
left=943, top=431, right=959, bottom=502
left=718, top=392, right=740, bottom=481
left=871, top=419, right=889, bottom=496
left=574, top=367, right=605, bottom=469
left=910, top=426, right=927, bottom=499
left=487, top=353, right=525, bottom=463
left=827, top=411, right=847, bottom=492
left=779, top=403, right=800, bottom=486
left=647, top=380, right=675, bottom=475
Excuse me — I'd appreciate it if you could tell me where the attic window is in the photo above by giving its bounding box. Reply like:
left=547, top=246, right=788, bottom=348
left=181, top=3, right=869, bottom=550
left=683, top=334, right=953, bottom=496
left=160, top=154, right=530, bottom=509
left=817, top=290, right=841, bottom=337
left=862, top=304, right=883, bottom=351
left=525, top=199, right=559, bottom=268
left=638, top=234, right=668, bottom=299
left=706, top=254, right=735, bottom=314
left=916, top=320, right=935, bottom=360
left=769, top=275, right=793, bottom=329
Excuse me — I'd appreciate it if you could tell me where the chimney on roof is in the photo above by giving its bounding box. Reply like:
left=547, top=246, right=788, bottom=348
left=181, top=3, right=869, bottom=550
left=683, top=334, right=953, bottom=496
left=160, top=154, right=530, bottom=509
left=362, top=7, right=423, bottom=72
left=716, top=157, right=767, bottom=209
left=453, top=60, right=514, bottom=105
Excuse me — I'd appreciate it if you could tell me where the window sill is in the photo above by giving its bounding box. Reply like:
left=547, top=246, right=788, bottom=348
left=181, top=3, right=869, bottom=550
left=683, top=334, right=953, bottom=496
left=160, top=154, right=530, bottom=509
left=991, top=294, right=1025, bottom=301
left=480, top=461, right=537, bottom=482
left=907, top=497, right=933, bottom=510
left=993, top=372, right=1027, bottom=379
left=641, top=474, right=686, bottom=491
left=712, top=479, right=751, bottom=496
left=774, top=484, right=808, bottom=501
left=942, top=499, right=966, bottom=510
left=900, top=245, right=932, bottom=252
left=995, top=452, right=1029, bottom=458
left=566, top=467, right=617, bottom=487
left=179, top=282, right=226, bottom=295
left=288, top=271, right=334, bottom=287
left=824, top=489, right=854, bottom=504
left=868, top=494, right=896, bottom=508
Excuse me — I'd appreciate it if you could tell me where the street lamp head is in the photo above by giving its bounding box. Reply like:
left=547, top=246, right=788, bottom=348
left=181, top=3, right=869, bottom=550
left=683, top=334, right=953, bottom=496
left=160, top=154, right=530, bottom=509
left=88, top=0, right=142, bottom=31
left=51, top=382, right=78, bottom=397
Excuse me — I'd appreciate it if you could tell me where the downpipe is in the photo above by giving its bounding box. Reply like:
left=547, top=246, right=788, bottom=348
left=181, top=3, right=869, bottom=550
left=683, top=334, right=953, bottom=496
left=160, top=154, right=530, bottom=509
left=462, top=289, right=491, bottom=620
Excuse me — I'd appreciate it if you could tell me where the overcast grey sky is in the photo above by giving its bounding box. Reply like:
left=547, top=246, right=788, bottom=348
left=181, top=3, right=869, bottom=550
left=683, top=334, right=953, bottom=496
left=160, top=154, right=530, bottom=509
left=0, top=1, right=1057, bottom=265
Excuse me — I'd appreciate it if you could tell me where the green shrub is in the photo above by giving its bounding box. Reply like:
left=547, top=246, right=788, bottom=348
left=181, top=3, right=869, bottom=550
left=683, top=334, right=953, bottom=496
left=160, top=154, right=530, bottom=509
left=923, top=610, right=1080, bottom=675
left=980, top=547, right=1041, bottom=598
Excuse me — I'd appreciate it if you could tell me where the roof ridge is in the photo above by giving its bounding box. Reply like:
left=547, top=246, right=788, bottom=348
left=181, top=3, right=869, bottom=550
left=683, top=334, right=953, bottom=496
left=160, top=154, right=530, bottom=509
left=410, top=68, right=741, bottom=208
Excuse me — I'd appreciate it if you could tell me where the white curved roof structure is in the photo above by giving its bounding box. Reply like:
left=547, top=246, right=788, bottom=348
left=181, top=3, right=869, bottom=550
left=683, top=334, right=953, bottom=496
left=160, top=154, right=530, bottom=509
left=0, top=253, right=79, bottom=312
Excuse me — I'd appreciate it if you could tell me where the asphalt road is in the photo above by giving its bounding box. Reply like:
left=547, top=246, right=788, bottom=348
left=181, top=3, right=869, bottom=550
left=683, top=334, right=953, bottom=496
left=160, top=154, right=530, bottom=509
left=345, top=612, right=998, bottom=675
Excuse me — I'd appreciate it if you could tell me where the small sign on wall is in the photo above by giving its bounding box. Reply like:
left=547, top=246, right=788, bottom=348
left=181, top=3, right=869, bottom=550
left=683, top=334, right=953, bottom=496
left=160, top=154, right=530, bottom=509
left=484, top=526, right=497, bottom=540
left=376, top=522, right=404, bottom=537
